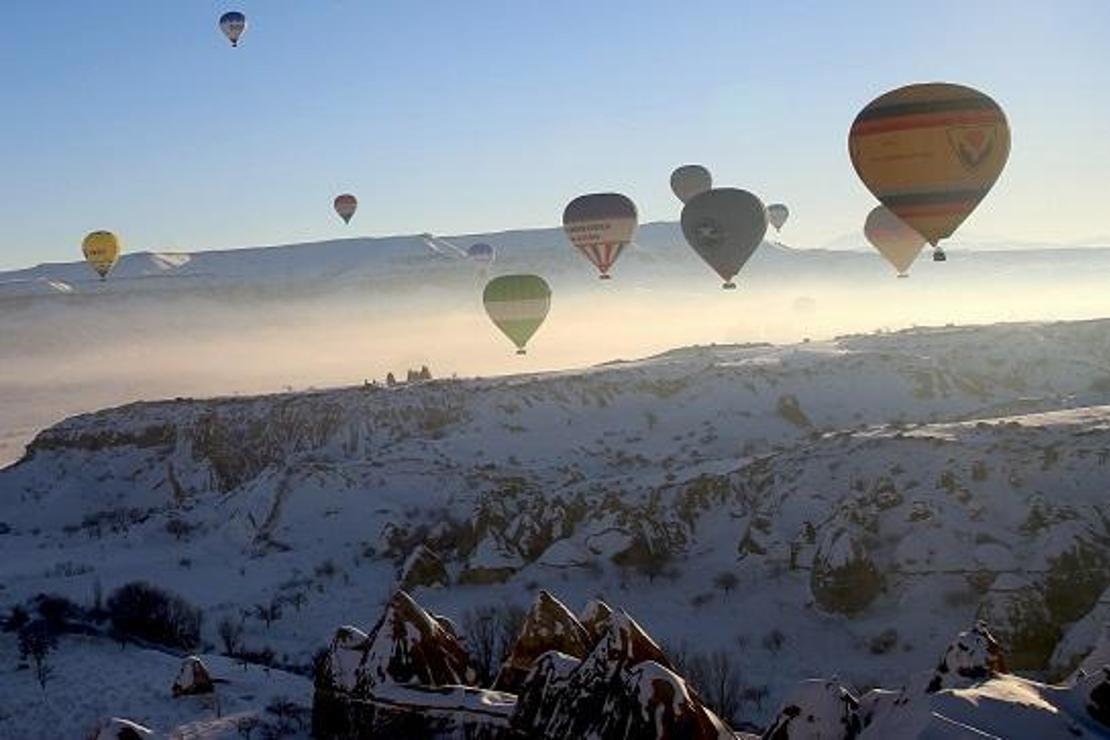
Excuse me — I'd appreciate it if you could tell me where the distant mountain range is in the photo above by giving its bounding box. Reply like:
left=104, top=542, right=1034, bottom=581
left=4, top=221, right=1110, bottom=302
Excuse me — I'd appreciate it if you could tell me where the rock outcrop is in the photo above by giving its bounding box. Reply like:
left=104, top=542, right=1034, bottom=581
left=511, top=609, right=731, bottom=739
left=492, top=590, right=592, bottom=694
left=313, top=590, right=510, bottom=739
left=171, top=655, right=214, bottom=697
left=579, top=598, right=613, bottom=644
left=87, top=718, right=153, bottom=740
left=762, top=679, right=861, bottom=740
left=354, top=590, right=469, bottom=691
left=926, top=621, right=1006, bottom=693
left=399, top=545, right=448, bottom=591
left=1082, top=666, right=1110, bottom=727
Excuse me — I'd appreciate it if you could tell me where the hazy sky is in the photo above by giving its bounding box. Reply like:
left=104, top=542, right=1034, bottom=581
left=2, top=1, right=1108, bottom=270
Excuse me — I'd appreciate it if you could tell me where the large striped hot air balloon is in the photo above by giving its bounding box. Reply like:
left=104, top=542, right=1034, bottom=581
left=670, top=165, right=712, bottom=204
left=849, top=83, right=1010, bottom=248
left=81, top=231, right=121, bottom=280
left=483, top=275, right=551, bottom=355
left=562, top=193, right=637, bottom=280
left=334, top=194, right=358, bottom=224
left=864, top=206, right=927, bottom=278
left=681, top=188, right=767, bottom=290
left=219, top=11, right=247, bottom=47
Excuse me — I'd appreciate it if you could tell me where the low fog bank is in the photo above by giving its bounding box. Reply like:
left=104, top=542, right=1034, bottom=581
left=4, top=247, right=1110, bottom=467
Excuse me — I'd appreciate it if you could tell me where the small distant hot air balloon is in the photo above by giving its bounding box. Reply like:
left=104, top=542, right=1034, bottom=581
left=670, top=165, right=712, bottom=204
left=467, top=242, right=495, bottom=265
left=562, top=193, right=637, bottom=280
left=82, top=231, right=121, bottom=280
left=219, top=11, right=247, bottom=47
left=483, top=275, right=551, bottom=355
left=864, top=206, right=927, bottom=278
left=681, top=188, right=768, bottom=289
left=849, top=82, right=1010, bottom=261
left=334, top=194, right=358, bottom=224
left=766, top=204, right=790, bottom=233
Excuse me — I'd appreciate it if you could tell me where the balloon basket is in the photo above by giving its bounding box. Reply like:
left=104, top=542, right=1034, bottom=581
left=516, top=349, right=527, bottom=356
left=932, top=251, right=947, bottom=262
left=722, top=282, right=737, bottom=290
left=599, top=274, right=612, bottom=280
left=897, top=273, right=909, bottom=279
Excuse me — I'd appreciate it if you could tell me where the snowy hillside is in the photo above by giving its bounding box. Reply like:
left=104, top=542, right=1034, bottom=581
left=4, top=319, right=1110, bottom=735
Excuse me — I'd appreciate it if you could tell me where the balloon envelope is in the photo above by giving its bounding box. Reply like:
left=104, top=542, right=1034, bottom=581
left=864, top=206, right=928, bottom=276
left=219, top=11, right=247, bottom=46
left=468, top=242, right=495, bottom=264
left=849, top=82, right=1010, bottom=246
left=334, top=194, right=358, bottom=224
left=766, top=203, right=789, bottom=233
left=670, top=165, right=712, bottom=204
left=562, top=193, right=638, bottom=279
left=483, top=275, right=551, bottom=354
left=82, top=231, right=121, bottom=279
left=680, top=188, right=768, bottom=288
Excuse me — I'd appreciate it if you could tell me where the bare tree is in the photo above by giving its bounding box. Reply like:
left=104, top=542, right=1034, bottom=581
left=219, top=615, right=244, bottom=655
left=19, top=624, right=56, bottom=692
left=713, top=571, right=739, bottom=596
left=463, top=606, right=500, bottom=686
left=685, top=649, right=743, bottom=726
left=496, top=605, right=527, bottom=667
left=235, top=716, right=262, bottom=739
left=254, top=600, right=282, bottom=630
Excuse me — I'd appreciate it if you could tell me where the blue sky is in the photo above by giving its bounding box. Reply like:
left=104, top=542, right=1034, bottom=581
left=2, top=1, right=1108, bottom=270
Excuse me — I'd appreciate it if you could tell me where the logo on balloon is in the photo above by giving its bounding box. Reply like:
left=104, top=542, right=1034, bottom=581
left=694, top=218, right=724, bottom=249
left=948, top=127, right=997, bottom=171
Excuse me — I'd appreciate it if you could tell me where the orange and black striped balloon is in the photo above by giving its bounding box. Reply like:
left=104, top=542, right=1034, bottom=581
left=849, top=83, right=1010, bottom=246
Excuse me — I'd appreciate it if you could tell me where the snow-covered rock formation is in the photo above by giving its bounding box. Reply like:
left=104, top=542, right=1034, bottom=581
left=170, top=655, right=214, bottom=697
left=492, top=590, right=592, bottom=694
left=314, top=589, right=512, bottom=739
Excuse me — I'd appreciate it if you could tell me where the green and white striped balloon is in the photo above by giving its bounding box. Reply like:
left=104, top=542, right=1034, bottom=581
left=483, top=274, right=551, bottom=354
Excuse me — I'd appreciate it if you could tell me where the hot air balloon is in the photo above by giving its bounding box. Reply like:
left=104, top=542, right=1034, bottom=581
left=766, top=204, right=790, bottom=233
left=483, top=275, right=551, bottom=355
left=334, top=194, right=358, bottom=224
left=864, top=206, right=927, bottom=278
left=849, top=83, right=1010, bottom=258
left=468, top=242, right=495, bottom=265
left=82, top=231, right=121, bottom=280
left=680, top=188, right=768, bottom=289
left=562, top=193, right=637, bottom=280
left=219, top=11, right=247, bottom=47
left=670, top=165, right=712, bottom=204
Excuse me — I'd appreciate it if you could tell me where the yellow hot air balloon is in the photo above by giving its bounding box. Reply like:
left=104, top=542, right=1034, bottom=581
left=849, top=83, right=1010, bottom=247
left=82, top=231, right=121, bottom=280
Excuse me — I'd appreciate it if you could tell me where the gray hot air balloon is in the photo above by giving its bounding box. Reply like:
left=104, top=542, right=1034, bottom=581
left=766, top=203, right=789, bottom=233
left=680, top=188, right=768, bottom=289
left=670, top=165, right=712, bottom=204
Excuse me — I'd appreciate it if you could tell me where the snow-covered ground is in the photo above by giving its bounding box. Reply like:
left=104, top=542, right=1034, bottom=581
left=0, top=635, right=311, bottom=739
left=4, top=318, right=1110, bottom=735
